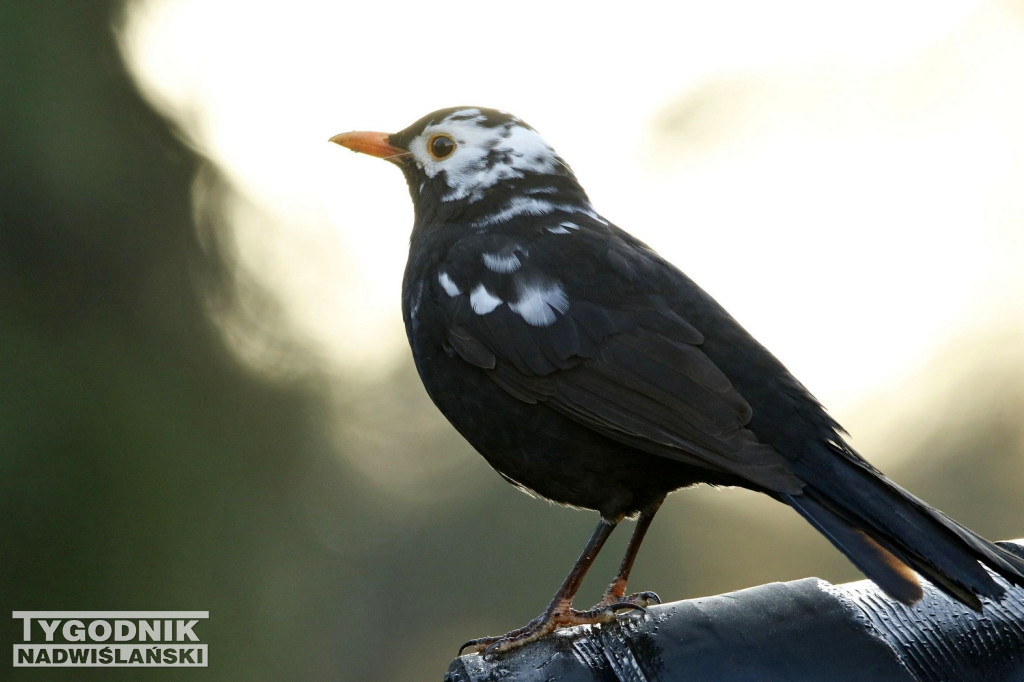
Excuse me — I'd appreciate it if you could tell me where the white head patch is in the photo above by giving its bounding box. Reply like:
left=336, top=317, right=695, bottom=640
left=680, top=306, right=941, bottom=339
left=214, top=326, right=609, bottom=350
left=407, top=109, right=560, bottom=203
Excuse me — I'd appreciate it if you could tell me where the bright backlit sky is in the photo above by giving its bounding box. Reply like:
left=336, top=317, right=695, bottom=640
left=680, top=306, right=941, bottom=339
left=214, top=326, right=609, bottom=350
left=122, top=0, right=1024, bottom=413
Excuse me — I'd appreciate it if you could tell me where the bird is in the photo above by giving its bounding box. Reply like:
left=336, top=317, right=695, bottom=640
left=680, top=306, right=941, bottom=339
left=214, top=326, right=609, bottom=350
left=330, top=106, right=1024, bottom=656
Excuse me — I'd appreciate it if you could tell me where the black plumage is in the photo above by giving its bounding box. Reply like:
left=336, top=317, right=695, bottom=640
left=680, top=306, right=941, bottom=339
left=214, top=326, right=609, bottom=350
left=331, top=107, right=1024, bottom=654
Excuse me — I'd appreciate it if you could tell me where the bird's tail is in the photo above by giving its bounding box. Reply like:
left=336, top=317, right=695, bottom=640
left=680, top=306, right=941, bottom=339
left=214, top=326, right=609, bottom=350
left=780, top=449, right=1024, bottom=611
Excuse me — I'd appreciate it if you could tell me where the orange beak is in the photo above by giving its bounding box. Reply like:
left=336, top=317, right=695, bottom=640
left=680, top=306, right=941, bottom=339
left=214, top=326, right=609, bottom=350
left=329, top=131, right=405, bottom=161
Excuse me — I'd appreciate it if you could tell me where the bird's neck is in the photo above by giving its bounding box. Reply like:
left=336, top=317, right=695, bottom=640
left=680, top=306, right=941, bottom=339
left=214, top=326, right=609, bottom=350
left=408, top=174, right=595, bottom=241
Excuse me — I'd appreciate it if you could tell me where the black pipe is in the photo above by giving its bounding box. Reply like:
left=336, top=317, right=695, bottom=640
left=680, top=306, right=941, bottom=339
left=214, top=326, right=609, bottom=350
left=446, top=539, right=1024, bottom=682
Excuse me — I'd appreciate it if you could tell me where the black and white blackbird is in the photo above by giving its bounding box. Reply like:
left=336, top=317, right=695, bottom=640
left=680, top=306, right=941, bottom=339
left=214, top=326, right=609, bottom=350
left=331, top=107, right=1024, bottom=655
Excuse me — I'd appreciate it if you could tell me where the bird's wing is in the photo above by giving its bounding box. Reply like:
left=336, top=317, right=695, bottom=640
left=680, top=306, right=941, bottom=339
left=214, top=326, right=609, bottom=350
left=430, top=225, right=804, bottom=493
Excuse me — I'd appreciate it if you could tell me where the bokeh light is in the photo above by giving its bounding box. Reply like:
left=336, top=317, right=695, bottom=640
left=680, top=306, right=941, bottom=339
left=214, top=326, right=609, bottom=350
left=121, top=0, right=1024, bottom=413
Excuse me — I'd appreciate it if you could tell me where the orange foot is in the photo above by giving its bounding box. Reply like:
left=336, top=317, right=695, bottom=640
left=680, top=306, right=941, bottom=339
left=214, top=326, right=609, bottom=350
left=460, top=591, right=660, bottom=657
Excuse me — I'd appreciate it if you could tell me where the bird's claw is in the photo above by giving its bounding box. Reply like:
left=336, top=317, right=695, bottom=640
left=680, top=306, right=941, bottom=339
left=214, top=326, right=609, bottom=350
left=629, top=590, right=662, bottom=606
left=458, top=612, right=552, bottom=658
left=577, top=590, right=661, bottom=617
left=458, top=592, right=659, bottom=658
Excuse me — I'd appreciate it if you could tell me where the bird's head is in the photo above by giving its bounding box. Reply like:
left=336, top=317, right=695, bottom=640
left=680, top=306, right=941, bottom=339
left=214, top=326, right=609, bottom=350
left=331, top=107, right=591, bottom=227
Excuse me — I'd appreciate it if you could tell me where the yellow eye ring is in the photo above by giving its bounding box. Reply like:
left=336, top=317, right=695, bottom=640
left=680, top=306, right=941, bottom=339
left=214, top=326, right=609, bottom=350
left=427, top=134, right=456, bottom=160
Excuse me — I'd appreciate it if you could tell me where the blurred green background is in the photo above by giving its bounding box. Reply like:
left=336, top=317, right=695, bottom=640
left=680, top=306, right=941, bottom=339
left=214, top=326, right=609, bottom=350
left=3, top=1, right=1024, bottom=680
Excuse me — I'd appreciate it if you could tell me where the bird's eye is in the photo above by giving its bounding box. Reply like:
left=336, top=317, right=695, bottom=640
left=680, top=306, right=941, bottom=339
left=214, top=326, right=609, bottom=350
left=428, top=134, right=456, bottom=160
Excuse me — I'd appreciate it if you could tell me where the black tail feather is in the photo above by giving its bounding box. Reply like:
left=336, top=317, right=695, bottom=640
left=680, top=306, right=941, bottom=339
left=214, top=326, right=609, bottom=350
left=780, top=445, right=1024, bottom=610
left=786, top=493, right=926, bottom=605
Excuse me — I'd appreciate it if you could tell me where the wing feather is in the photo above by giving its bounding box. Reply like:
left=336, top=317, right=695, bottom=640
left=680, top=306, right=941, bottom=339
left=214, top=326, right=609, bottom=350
left=435, top=225, right=805, bottom=493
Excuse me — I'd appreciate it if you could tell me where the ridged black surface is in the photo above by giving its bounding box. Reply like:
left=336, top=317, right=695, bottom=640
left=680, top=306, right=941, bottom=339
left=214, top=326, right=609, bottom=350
left=832, top=540, right=1024, bottom=682
left=445, top=540, right=1024, bottom=682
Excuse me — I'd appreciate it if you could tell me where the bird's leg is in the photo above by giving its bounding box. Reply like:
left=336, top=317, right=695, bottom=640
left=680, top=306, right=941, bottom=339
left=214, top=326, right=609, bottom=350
left=460, top=515, right=623, bottom=657
left=579, top=497, right=664, bottom=616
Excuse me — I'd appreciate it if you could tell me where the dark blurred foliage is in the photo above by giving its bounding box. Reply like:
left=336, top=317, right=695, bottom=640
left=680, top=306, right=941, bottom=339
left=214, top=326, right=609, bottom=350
left=2, top=2, right=1023, bottom=680
left=1, top=0, right=340, bottom=678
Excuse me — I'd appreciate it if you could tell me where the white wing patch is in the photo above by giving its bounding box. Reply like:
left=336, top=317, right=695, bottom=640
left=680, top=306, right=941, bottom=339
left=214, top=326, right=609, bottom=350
left=437, top=270, right=462, bottom=297
left=482, top=250, right=523, bottom=273
left=547, top=220, right=580, bottom=235
left=470, top=283, right=502, bottom=315
left=510, top=279, right=569, bottom=327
